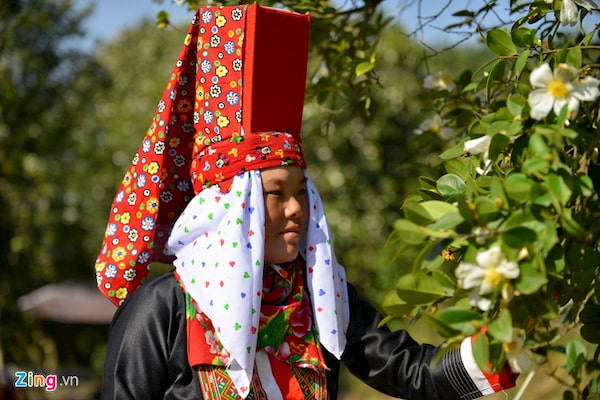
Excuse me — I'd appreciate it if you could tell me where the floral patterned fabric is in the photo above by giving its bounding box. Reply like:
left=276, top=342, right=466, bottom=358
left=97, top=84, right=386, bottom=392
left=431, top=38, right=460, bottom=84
left=95, top=4, right=309, bottom=307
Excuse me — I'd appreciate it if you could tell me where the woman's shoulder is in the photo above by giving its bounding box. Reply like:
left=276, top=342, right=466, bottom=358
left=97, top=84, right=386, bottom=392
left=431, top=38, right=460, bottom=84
left=114, top=270, right=183, bottom=318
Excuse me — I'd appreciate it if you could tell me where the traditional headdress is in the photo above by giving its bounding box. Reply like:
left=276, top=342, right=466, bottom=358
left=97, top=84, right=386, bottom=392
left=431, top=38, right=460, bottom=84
left=95, top=4, right=349, bottom=398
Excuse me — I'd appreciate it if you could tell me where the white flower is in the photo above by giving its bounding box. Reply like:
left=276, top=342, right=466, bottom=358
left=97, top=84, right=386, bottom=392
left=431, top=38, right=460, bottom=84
left=424, top=73, right=456, bottom=92
left=528, top=63, right=600, bottom=120
left=468, top=291, right=493, bottom=311
left=464, top=135, right=491, bottom=155
left=464, top=135, right=493, bottom=175
left=503, top=332, right=532, bottom=373
left=561, top=0, right=598, bottom=26
left=456, top=246, right=520, bottom=310
left=414, top=114, right=454, bottom=139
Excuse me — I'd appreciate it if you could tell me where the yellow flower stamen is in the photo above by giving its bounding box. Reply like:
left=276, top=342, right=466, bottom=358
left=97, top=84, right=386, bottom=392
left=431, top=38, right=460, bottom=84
left=484, top=267, right=502, bottom=287
left=548, top=79, right=569, bottom=99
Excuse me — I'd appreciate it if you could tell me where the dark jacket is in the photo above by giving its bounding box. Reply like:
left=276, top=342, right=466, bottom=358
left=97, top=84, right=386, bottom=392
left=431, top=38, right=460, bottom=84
left=101, top=272, right=509, bottom=399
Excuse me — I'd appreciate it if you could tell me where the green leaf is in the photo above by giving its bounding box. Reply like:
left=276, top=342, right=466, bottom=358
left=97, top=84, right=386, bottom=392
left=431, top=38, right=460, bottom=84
left=474, top=197, right=501, bottom=224
left=393, top=219, right=428, bottom=245
left=395, top=273, right=450, bottom=304
left=419, top=176, right=439, bottom=190
left=431, top=270, right=456, bottom=291
left=421, top=312, right=462, bottom=338
left=486, top=60, right=505, bottom=101
left=472, top=57, right=502, bottom=80
left=404, top=200, right=435, bottom=225
left=502, top=226, right=538, bottom=248
left=444, top=158, right=471, bottom=181
left=439, top=146, right=464, bottom=160
left=566, top=46, right=582, bottom=69
left=581, top=29, right=597, bottom=46
left=577, top=175, right=594, bottom=197
left=528, top=133, right=550, bottom=158
left=489, top=177, right=508, bottom=211
left=428, top=212, right=464, bottom=230
left=437, top=307, right=483, bottom=334
left=438, top=308, right=483, bottom=324
left=515, top=258, right=548, bottom=294
left=522, top=158, right=549, bottom=176
left=566, top=339, right=587, bottom=375
left=511, top=28, right=536, bottom=48
left=156, top=10, right=170, bottom=29
left=472, top=333, right=490, bottom=371
left=411, top=240, right=441, bottom=273
left=486, top=28, right=517, bottom=56
left=420, top=200, right=460, bottom=220
left=437, top=174, right=467, bottom=196
left=488, top=133, right=510, bottom=163
left=579, top=301, right=600, bottom=344
left=381, top=290, right=414, bottom=318
left=579, top=302, right=600, bottom=325
left=355, top=61, right=375, bottom=76
left=559, top=209, right=587, bottom=239
left=507, top=93, right=528, bottom=117
left=547, top=171, right=572, bottom=206
left=504, top=173, right=534, bottom=204
left=488, top=309, right=513, bottom=343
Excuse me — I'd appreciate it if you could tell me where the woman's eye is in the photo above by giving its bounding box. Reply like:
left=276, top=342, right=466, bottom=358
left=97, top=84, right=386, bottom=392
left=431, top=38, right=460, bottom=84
left=265, top=190, right=282, bottom=196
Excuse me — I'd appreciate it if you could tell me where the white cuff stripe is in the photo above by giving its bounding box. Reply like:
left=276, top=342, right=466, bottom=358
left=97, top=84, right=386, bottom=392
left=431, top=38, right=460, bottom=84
left=459, top=337, right=495, bottom=396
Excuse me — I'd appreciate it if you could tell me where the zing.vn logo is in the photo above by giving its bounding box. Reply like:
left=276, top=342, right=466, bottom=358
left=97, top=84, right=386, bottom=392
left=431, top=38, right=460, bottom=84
left=13, top=371, right=79, bottom=392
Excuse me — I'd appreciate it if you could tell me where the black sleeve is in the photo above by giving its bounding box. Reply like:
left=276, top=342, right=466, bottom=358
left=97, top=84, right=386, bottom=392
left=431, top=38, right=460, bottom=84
left=101, top=272, right=201, bottom=400
left=341, top=284, right=464, bottom=400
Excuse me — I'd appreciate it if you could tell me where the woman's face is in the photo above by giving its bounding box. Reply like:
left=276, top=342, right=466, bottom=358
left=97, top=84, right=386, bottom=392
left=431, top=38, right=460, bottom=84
left=261, top=166, right=308, bottom=264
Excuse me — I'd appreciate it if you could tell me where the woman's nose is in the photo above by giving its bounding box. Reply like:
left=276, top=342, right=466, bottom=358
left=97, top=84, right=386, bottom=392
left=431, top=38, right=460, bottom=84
left=285, top=196, right=304, bottom=219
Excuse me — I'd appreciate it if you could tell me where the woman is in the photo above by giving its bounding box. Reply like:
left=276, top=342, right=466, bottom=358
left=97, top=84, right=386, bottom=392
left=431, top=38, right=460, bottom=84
left=95, top=4, right=517, bottom=399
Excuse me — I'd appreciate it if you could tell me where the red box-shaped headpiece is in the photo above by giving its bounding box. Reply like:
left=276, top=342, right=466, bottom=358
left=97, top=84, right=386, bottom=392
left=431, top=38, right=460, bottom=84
left=190, top=4, right=310, bottom=192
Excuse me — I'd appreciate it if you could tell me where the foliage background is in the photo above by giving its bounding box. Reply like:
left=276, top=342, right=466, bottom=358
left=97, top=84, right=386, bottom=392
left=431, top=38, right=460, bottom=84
left=0, top=0, right=597, bottom=399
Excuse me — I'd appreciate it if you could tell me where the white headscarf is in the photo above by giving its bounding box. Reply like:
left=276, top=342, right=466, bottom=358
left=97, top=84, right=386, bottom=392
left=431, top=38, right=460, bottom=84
left=166, top=170, right=349, bottom=398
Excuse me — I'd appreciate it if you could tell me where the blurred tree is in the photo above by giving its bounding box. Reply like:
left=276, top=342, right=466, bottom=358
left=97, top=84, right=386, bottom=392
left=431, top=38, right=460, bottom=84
left=0, top=0, right=111, bottom=388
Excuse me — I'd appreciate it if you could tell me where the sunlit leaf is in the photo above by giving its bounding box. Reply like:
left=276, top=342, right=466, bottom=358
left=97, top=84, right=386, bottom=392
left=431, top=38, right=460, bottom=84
left=437, top=174, right=467, bottom=196
left=486, top=28, right=517, bottom=56
left=515, top=259, right=548, bottom=294
left=355, top=61, right=375, bottom=76
left=472, top=333, right=490, bottom=371
left=504, top=173, right=533, bottom=203
left=420, top=201, right=460, bottom=220
left=566, top=46, right=582, bottom=69
left=511, top=28, right=537, bottom=48
left=566, top=339, right=587, bottom=375
left=421, top=312, right=462, bottom=338
left=488, top=309, right=513, bottom=342
left=474, top=197, right=501, bottom=223
left=437, top=307, right=482, bottom=334
left=507, top=93, right=528, bottom=117
left=439, top=146, right=464, bottom=160
left=381, top=290, right=414, bottom=318
left=393, top=219, right=428, bottom=245
left=395, top=273, right=450, bottom=304
left=488, top=133, right=510, bottom=162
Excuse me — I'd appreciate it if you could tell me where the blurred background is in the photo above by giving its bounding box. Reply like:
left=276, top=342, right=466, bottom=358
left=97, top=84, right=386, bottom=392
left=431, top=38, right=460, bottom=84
left=0, top=0, right=551, bottom=398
